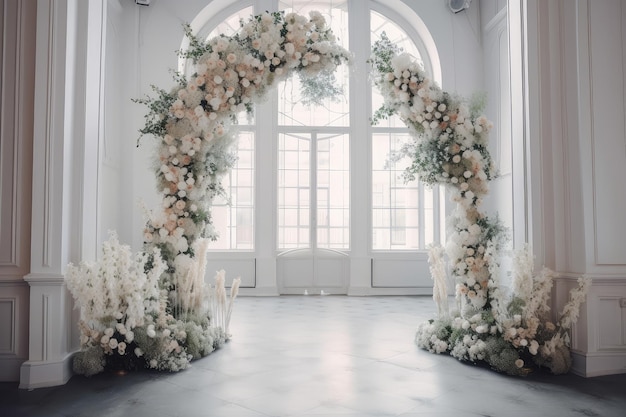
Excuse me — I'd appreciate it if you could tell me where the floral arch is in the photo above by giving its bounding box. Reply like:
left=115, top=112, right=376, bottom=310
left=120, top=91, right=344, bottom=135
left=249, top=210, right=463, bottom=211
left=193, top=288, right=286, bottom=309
left=66, top=5, right=589, bottom=379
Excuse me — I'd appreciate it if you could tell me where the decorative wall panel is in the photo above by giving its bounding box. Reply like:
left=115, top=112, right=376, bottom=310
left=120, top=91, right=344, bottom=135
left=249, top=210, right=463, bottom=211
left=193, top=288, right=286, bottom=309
left=588, top=0, right=626, bottom=265
left=0, top=0, right=35, bottom=382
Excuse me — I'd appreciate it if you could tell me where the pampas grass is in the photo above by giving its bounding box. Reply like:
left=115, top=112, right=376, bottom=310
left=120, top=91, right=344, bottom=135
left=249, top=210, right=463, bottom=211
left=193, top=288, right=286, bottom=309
left=428, top=243, right=449, bottom=318
left=67, top=233, right=242, bottom=376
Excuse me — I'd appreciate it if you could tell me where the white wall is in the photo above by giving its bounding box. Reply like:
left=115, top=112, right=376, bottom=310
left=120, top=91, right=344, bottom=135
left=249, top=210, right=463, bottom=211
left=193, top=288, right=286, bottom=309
left=480, top=0, right=517, bottom=289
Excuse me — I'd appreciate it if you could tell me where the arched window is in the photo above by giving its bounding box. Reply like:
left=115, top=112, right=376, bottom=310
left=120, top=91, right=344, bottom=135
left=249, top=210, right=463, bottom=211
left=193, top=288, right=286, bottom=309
left=186, top=0, right=443, bottom=263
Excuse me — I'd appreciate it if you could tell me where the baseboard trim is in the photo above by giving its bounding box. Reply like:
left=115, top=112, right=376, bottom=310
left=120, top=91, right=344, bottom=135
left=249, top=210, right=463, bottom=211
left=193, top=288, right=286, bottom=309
left=348, top=286, right=433, bottom=296
left=237, top=287, right=279, bottom=296
left=571, top=350, right=626, bottom=377
left=19, top=352, right=74, bottom=389
left=0, top=356, right=27, bottom=382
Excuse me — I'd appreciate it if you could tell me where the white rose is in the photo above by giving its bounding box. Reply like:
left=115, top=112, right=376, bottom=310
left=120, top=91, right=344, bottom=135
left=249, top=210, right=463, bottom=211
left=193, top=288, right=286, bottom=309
left=109, top=338, right=118, bottom=350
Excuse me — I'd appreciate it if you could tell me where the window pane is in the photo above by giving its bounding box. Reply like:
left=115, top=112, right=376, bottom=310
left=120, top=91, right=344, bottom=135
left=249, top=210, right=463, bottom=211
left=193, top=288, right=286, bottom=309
left=278, top=133, right=311, bottom=249
left=317, top=134, right=349, bottom=250
left=208, top=131, right=255, bottom=250
left=372, top=133, right=420, bottom=250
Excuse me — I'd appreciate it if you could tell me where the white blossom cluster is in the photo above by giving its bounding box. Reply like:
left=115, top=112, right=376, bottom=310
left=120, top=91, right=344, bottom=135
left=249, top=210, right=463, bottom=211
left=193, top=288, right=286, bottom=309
left=370, top=37, right=591, bottom=376
left=370, top=49, right=494, bottom=209
left=67, top=234, right=238, bottom=376
left=66, top=232, right=166, bottom=341
left=415, top=319, right=450, bottom=354
left=413, top=245, right=591, bottom=376
left=445, top=208, right=493, bottom=311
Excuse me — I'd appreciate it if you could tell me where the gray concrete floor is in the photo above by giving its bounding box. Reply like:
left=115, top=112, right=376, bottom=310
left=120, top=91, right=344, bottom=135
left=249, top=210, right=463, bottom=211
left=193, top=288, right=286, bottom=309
left=1, top=295, right=625, bottom=417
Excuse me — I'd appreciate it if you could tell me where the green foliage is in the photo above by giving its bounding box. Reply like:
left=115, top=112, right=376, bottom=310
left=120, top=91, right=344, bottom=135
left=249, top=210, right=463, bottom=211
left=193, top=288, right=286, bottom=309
left=468, top=91, right=487, bottom=118
left=299, top=70, right=343, bottom=106
left=368, top=32, right=402, bottom=75
left=72, top=346, right=105, bottom=377
left=477, top=214, right=509, bottom=249
left=177, top=23, right=213, bottom=63
left=484, top=337, right=523, bottom=376
left=131, top=85, right=177, bottom=141
left=507, top=297, right=526, bottom=317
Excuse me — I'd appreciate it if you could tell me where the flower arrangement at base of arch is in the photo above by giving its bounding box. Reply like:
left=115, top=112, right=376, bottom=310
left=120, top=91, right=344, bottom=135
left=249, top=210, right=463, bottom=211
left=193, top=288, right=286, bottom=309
left=370, top=33, right=590, bottom=376
left=67, top=11, right=350, bottom=376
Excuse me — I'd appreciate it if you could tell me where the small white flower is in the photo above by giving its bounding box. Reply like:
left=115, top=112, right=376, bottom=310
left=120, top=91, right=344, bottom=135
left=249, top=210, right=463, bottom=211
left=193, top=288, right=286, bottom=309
left=108, top=338, right=118, bottom=350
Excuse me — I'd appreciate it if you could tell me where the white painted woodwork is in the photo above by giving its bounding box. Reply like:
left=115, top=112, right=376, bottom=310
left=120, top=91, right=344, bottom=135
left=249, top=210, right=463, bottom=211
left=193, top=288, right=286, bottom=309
left=0, top=0, right=35, bottom=382
left=522, top=0, right=626, bottom=376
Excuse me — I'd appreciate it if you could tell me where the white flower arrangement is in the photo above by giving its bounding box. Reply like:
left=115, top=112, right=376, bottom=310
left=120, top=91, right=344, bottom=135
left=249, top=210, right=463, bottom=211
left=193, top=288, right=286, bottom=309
left=370, top=34, right=590, bottom=376
left=67, top=232, right=237, bottom=376
left=68, top=10, right=349, bottom=377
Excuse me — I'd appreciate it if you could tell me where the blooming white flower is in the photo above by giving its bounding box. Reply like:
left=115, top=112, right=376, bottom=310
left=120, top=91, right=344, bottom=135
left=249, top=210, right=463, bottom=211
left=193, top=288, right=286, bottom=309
left=109, top=338, right=118, bottom=350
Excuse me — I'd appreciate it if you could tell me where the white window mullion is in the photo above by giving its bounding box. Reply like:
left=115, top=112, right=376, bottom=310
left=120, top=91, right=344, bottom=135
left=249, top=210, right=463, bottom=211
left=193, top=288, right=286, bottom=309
left=418, top=182, right=425, bottom=249
left=348, top=0, right=371, bottom=257
left=309, top=133, right=315, bottom=249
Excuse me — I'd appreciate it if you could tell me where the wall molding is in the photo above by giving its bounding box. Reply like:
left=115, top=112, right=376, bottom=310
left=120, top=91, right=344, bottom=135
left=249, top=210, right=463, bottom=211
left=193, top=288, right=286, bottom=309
left=571, top=350, right=626, bottom=377
left=483, top=6, right=507, bottom=34
left=0, top=298, right=16, bottom=355
left=18, top=353, right=73, bottom=390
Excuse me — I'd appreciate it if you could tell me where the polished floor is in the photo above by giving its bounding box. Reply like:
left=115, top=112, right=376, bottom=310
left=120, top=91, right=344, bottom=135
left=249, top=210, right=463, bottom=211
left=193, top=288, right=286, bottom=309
left=1, top=295, right=626, bottom=417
